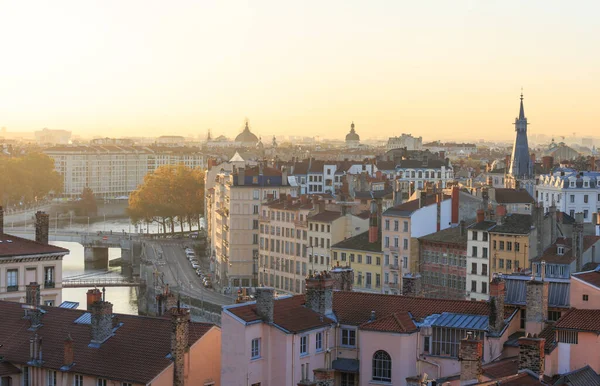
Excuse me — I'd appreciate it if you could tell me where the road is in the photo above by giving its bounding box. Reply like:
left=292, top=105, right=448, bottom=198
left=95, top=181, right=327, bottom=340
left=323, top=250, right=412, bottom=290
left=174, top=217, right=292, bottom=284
left=143, top=240, right=235, bottom=307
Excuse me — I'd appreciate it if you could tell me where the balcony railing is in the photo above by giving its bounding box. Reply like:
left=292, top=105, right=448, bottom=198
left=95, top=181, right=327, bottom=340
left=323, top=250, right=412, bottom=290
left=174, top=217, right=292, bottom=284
left=7, top=285, right=18, bottom=292
left=388, top=263, right=400, bottom=271
left=259, top=215, right=270, bottom=222
left=389, top=246, right=399, bottom=252
left=44, top=281, right=56, bottom=289
left=388, top=282, right=400, bottom=289
left=294, top=220, right=308, bottom=228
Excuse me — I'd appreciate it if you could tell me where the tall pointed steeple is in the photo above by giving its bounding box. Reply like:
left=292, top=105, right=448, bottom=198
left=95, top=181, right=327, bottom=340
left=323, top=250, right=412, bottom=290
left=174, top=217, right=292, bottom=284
left=509, top=92, right=533, bottom=179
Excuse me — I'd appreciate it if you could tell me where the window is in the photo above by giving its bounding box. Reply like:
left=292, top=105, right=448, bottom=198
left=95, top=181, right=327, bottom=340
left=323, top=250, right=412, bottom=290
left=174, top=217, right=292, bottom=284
left=376, top=274, right=381, bottom=287
left=366, top=255, right=372, bottom=264
left=499, top=259, right=504, bottom=269
left=558, top=330, right=578, bottom=344
left=506, top=260, right=512, bottom=270
left=23, top=367, right=30, bottom=386
left=96, top=379, right=107, bottom=386
left=583, top=294, right=589, bottom=301
left=372, top=350, right=392, bottom=383
left=121, top=383, right=133, bottom=386
left=472, top=231, right=478, bottom=241
left=584, top=210, right=589, bottom=219
left=341, top=328, right=356, bottom=347
left=507, top=242, right=512, bottom=251
left=44, top=266, right=55, bottom=288
left=481, top=282, right=487, bottom=294
left=6, top=269, right=18, bottom=292
left=384, top=237, right=389, bottom=248
left=515, top=243, right=520, bottom=252
left=341, top=253, right=347, bottom=261
left=300, top=335, right=308, bottom=355
left=403, top=238, right=408, bottom=250
left=45, top=300, right=54, bottom=307
left=403, top=221, right=409, bottom=232
left=471, top=263, right=477, bottom=275
left=316, top=332, right=323, bottom=351
left=376, top=256, right=381, bottom=266
left=482, top=247, right=488, bottom=258
left=431, top=328, right=484, bottom=357
left=424, top=336, right=431, bottom=352
left=251, top=338, right=261, bottom=359
left=499, top=241, right=505, bottom=250
left=482, top=264, right=488, bottom=276
left=471, top=280, right=477, bottom=293
left=584, top=195, right=589, bottom=203
left=385, top=219, right=390, bottom=230
left=570, top=195, right=575, bottom=203
left=482, top=232, right=488, bottom=242
left=548, top=310, right=562, bottom=322
left=493, top=240, right=497, bottom=249
left=253, top=205, right=259, bottom=214
left=366, top=273, right=372, bottom=288
left=394, top=220, right=399, bottom=231
left=47, top=371, right=57, bottom=386
left=472, top=246, right=477, bottom=258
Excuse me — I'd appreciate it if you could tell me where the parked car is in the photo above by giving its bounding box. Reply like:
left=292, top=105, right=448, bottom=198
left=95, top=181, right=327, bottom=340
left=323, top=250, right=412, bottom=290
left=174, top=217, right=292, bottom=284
left=203, top=279, right=212, bottom=288
left=191, top=263, right=200, bottom=269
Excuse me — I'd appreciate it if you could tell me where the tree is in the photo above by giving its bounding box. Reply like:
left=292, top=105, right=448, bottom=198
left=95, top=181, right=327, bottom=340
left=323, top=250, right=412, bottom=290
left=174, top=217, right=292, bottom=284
left=79, top=187, right=98, bottom=216
left=127, top=165, right=205, bottom=233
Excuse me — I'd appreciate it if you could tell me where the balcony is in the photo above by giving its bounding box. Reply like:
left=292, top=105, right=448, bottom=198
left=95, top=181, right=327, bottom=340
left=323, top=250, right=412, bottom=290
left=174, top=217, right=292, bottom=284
left=7, top=285, right=18, bottom=292
left=44, top=281, right=55, bottom=289
left=388, top=282, right=400, bottom=289
left=389, top=246, right=399, bottom=252
left=388, top=263, right=400, bottom=271
left=294, top=220, right=308, bottom=228
left=259, top=215, right=270, bottom=222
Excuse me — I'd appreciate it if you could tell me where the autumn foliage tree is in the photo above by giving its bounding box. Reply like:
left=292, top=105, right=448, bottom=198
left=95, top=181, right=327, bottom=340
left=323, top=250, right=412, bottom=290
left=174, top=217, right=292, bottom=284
left=0, top=152, right=62, bottom=207
left=77, top=187, right=98, bottom=216
left=127, top=165, right=205, bottom=233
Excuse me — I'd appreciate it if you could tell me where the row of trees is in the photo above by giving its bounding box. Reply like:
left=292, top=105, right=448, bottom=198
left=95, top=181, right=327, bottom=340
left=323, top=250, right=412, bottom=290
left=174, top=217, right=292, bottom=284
left=0, top=153, right=62, bottom=208
left=127, top=165, right=205, bottom=233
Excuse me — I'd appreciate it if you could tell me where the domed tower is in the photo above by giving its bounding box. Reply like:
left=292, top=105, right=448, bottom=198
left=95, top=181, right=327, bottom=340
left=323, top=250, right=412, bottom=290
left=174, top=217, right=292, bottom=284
left=345, top=122, right=360, bottom=148
left=235, top=120, right=259, bottom=147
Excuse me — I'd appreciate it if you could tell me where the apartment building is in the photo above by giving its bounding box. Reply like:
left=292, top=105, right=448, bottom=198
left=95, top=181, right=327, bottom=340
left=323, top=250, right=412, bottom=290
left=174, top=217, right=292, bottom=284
left=331, top=231, right=384, bottom=293
left=0, top=209, right=68, bottom=306
left=393, top=158, right=454, bottom=190
left=287, top=158, right=376, bottom=195
left=487, top=187, right=535, bottom=215
left=466, top=210, right=495, bottom=301
left=221, top=272, right=528, bottom=386
left=209, top=165, right=296, bottom=290
left=44, top=145, right=205, bottom=197
left=489, top=212, right=536, bottom=276
left=0, top=287, right=221, bottom=386
left=308, top=209, right=368, bottom=275
left=537, top=169, right=600, bottom=222
left=381, top=192, right=453, bottom=294
left=418, top=221, right=468, bottom=300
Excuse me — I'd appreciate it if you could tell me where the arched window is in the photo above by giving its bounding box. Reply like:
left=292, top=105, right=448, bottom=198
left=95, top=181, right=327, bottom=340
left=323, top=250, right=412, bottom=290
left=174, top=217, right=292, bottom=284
left=372, top=350, right=392, bottom=382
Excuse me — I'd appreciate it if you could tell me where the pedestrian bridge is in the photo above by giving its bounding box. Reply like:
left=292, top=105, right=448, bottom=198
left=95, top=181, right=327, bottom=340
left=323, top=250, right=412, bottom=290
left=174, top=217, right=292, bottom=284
left=5, top=228, right=141, bottom=247
left=62, top=277, right=142, bottom=288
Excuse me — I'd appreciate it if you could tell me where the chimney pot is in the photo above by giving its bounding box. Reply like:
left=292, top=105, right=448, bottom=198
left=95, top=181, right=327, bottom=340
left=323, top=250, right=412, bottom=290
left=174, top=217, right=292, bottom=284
left=86, top=288, right=103, bottom=311
left=90, top=301, right=114, bottom=345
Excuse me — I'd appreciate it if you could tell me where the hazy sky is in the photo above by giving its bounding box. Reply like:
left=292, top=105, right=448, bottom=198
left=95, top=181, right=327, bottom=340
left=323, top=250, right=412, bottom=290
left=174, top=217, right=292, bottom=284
left=1, top=1, right=599, bottom=141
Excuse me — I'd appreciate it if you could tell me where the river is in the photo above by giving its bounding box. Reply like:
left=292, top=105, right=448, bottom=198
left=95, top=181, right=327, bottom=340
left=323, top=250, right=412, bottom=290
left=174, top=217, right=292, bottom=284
left=49, top=217, right=205, bottom=315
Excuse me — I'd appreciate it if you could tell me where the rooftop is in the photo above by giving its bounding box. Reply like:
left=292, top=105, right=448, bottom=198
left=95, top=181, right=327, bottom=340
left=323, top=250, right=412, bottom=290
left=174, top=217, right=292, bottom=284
left=572, top=266, right=600, bottom=288
left=468, top=220, right=497, bottom=231
left=309, top=210, right=344, bottom=223
left=331, top=230, right=382, bottom=253
left=419, top=225, right=469, bottom=246
left=492, top=188, right=535, bottom=204
left=0, top=233, right=69, bottom=258
left=555, top=308, right=600, bottom=332
left=489, top=213, right=534, bottom=235
left=383, top=194, right=449, bottom=218
left=0, top=301, right=215, bottom=384
left=531, top=236, right=600, bottom=264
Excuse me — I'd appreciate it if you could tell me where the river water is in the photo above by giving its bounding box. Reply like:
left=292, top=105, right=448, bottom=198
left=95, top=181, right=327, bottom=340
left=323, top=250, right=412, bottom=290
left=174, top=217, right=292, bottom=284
left=50, top=218, right=204, bottom=315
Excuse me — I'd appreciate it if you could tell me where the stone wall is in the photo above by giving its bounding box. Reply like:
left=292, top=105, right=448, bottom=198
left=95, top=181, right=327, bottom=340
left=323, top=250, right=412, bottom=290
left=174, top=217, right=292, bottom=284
left=518, top=334, right=545, bottom=376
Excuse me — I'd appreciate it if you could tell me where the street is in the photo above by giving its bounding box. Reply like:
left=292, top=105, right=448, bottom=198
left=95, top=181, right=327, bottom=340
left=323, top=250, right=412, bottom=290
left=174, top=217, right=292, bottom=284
left=142, top=240, right=235, bottom=307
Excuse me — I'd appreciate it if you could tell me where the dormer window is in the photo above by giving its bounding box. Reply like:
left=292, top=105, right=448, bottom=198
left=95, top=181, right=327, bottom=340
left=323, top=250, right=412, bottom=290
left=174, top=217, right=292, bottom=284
left=557, top=246, right=565, bottom=255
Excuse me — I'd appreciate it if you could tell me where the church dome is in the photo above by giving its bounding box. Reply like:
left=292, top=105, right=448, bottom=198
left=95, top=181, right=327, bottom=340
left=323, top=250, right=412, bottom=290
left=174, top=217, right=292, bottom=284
left=345, top=122, right=360, bottom=142
left=235, top=121, right=259, bottom=144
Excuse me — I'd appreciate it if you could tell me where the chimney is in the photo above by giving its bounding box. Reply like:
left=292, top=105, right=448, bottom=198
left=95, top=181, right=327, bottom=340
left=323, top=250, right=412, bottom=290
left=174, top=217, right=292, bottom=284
left=171, top=306, right=191, bottom=386
left=518, top=334, right=545, bottom=379
left=90, top=299, right=114, bottom=345
left=418, top=191, right=427, bottom=209
left=476, top=209, right=485, bottom=223
left=26, top=282, right=41, bottom=307
left=86, top=288, right=102, bottom=311
left=0, top=206, right=4, bottom=234
left=305, top=273, right=334, bottom=316
left=255, top=287, right=275, bottom=323
left=330, top=266, right=354, bottom=291
left=368, top=200, right=379, bottom=243
left=557, top=211, right=563, bottom=224
left=402, top=273, right=421, bottom=297
left=459, top=333, right=483, bottom=385
left=596, top=212, right=600, bottom=237
left=549, top=204, right=557, bottom=244
left=237, top=167, right=245, bottom=186
left=489, top=276, right=505, bottom=333
left=282, top=167, right=288, bottom=186
left=451, top=186, right=459, bottom=225
left=495, top=205, right=506, bottom=225
left=370, top=310, right=376, bottom=321
left=542, top=156, right=554, bottom=172
left=63, top=334, right=74, bottom=369
left=573, top=213, right=584, bottom=272
left=35, top=211, right=50, bottom=244
left=525, top=275, right=548, bottom=336
left=393, top=180, right=402, bottom=206
left=459, top=220, right=466, bottom=237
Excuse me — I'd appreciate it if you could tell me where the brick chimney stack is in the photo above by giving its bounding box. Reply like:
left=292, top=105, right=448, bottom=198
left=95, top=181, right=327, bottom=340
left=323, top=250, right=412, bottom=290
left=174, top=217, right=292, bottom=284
left=368, top=200, right=379, bottom=243
left=489, top=276, right=505, bottom=333
left=35, top=211, right=50, bottom=244
left=476, top=209, right=485, bottom=223
left=63, top=334, right=74, bottom=369
left=90, top=297, right=114, bottom=345
left=26, top=282, right=41, bottom=307
left=0, top=206, right=4, bottom=234
left=171, top=306, right=190, bottom=386
left=573, top=212, right=584, bottom=272
left=330, top=266, right=354, bottom=291
left=402, top=273, right=422, bottom=297
left=525, top=275, right=548, bottom=336
left=518, top=334, right=545, bottom=379
left=495, top=205, right=506, bottom=226
left=459, top=333, right=483, bottom=385
left=86, top=288, right=102, bottom=311
left=451, top=186, right=460, bottom=226
left=255, top=287, right=275, bottom=324
left=305, top=273, right=334, bottom=316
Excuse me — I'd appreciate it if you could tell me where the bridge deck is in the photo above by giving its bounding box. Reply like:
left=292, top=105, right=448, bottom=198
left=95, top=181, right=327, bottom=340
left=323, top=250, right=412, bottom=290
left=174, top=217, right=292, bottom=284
left=61, top=278, right=141, bottom=288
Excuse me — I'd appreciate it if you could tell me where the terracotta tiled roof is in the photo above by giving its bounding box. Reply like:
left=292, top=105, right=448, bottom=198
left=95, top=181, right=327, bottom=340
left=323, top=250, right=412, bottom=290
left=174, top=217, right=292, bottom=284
left=532, top=236, right=600, bottom=264
left=482, top=356, right=518, bottom=379
left=555, top=308, right=600, bottom=332
left=539, top=323, right=558, bottom=353
left=359, top=312, right=417, bottom=333
left=573, top=268, right=600, bottom=288
left=227, top=295, right=334, bottom=333
left=478, top=371, right=546, bottom=385
left=0, top=233, right=69, bottom=258
left=332, top=292, right=513, bottom=325
left=0, top=301, right=214, bottom=384
left=0, top=361, right=21, bottom=376
left=492, top=188, right=535, bottom=204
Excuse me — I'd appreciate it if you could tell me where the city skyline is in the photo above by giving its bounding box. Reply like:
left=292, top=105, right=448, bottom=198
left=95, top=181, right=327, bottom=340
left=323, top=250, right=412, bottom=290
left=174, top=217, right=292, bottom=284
left=1, top=1, right=599, bottom=141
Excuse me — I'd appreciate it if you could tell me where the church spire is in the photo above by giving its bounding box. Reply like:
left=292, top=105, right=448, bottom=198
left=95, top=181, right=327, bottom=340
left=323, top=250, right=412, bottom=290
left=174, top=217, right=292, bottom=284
left=509, top=92, right=533, bottom=179
left=519, top=91, right=525, bottom=121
